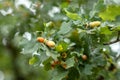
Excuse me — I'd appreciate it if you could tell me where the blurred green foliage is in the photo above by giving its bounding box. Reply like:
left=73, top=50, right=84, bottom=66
left=0, top=0, right=120, bottom=80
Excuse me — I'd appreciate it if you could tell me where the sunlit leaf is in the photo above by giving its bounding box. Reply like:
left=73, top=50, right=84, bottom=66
left=43, top=57, right=53, bottom=71
left=99, top=5, right=120, bottom=20
left=29, top=56, right=39, bottom=65
left=100, top=26, right=112, bottom=35
left=60, top=2, right=69, bottom=8
left=56, top=41, right=69, bottom=52
left=64, top=9, right=82, bottom=20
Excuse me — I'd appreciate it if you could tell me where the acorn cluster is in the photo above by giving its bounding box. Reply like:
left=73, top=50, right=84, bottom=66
left=37, top=37, right=55, bottom=48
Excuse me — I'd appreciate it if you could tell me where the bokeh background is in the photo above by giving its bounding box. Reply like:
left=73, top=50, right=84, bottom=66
left=0, top=0, right=120, bottom=80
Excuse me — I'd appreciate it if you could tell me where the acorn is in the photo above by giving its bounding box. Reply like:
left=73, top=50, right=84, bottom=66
left=37, top=37, right=45, bottom=43
left=89, top=21, right=101, bottom=28
left=82, top=55, right=87, bottom=61
left=51, top=60, right=61, bottom=69
left=45, top=40, right=55, bottom=47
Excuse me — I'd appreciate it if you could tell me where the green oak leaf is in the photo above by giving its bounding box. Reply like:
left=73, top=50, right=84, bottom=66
left=90, top=0, right=106, bottom=18
left=58, top=21, right=72, bottom=35
left=65, top=57, right=75, bottom=69
left=51, top=68, right=68, bottom=80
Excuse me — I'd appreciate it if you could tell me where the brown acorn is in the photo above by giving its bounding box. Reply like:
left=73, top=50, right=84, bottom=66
left=37, top=37, right=45, bottom=43
left=82, top=55, right=87, bottom=61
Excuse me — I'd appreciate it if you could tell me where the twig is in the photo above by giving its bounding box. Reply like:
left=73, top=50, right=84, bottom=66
left=103, top=39, right=120, bottom=45
left=117, top=31, right=120, bottom=40
left=103, top=31, right=120, bottom=45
